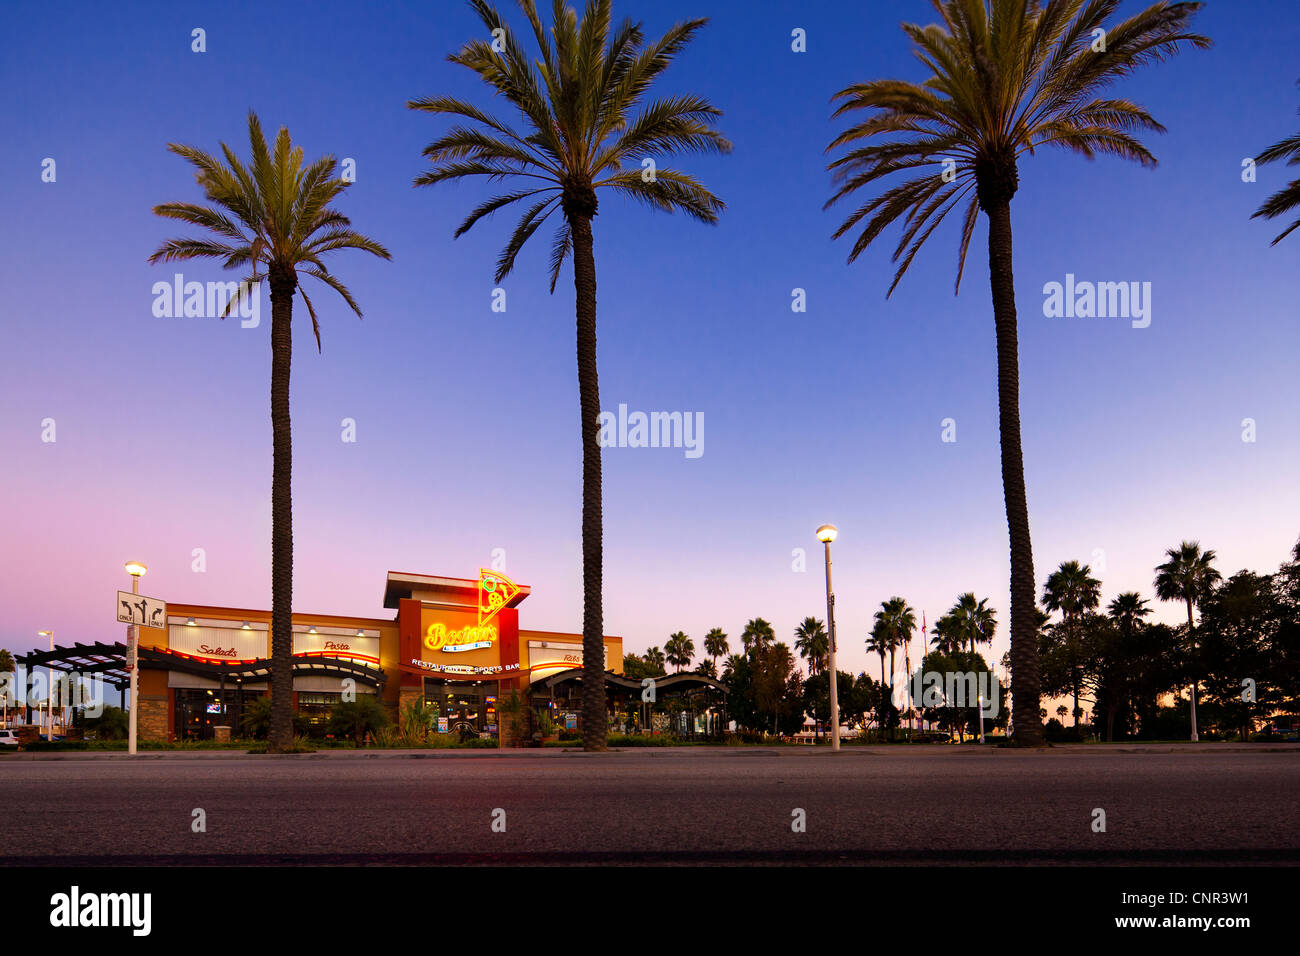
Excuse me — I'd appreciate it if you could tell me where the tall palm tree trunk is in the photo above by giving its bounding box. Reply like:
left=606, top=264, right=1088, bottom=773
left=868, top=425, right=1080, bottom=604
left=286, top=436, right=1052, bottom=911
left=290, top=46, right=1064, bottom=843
left=571, top=212, right=608, bottom=752
left=984, top=194, right=1043, bottom=747
left=268, top=269, right=296, bottom=753
left=1185, top=597, right=1198, bottom=741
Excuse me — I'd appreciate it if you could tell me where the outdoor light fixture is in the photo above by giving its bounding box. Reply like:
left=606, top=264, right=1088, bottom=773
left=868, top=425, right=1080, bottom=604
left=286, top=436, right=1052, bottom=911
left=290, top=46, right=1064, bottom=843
left=356, top=630, right=365, bottom=638
left=186, top=618, right=196, bottom=626
left=241, top=622, right=251, bottom=629
left=308, top=627, right=317, bottom=634
left=124, top=560, right=147, bottom=577
left=816, top=524, right=841, bottom=752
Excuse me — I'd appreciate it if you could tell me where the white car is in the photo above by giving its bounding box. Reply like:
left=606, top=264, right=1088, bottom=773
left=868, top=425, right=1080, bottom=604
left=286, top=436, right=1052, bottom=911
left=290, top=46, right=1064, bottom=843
left=0, top=729, right=21, bottom=747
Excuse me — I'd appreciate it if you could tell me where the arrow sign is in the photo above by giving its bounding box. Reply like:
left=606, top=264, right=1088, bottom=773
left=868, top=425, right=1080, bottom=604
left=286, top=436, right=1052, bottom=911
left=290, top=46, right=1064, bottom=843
left=117, top=591, right=167, bottom=629
left=478, top=569, right=520, bottom=626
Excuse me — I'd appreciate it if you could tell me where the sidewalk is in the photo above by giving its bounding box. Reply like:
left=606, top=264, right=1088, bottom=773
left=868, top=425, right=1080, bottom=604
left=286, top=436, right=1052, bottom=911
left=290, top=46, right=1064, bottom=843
left=4, top=742, right=1297, bottom=760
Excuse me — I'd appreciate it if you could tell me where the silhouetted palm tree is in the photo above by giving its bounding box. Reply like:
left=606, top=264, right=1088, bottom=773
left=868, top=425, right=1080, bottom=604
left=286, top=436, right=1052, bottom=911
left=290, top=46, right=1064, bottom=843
left=949, top=593, right=997, bottom=656
left=1043, top=561, right=1101, bottom=728
left=1252, top=81, right=1300, bottom=244
left=703, top=627, right=729, bottom=672
left=149, top=112, right=390, bottom=751
left=410, top=0, right=729, bottom=751
left=793, top=617, right=829, bottom=676
left=1154, top=541, right=1221, bottom=741
left=741, top=618, right=775, bottom=652
left=824, top=0, right=1208, bottom=745
left=664, top=631, right=694, bottom=672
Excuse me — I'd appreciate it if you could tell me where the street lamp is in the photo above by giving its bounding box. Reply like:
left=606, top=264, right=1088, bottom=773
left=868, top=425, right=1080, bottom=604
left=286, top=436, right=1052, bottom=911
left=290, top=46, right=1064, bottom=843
left=37, top=630, right=53, bottom=738
left=815, top=524, right=840, bottom=753
left=125, top=560, right=147, bottom=756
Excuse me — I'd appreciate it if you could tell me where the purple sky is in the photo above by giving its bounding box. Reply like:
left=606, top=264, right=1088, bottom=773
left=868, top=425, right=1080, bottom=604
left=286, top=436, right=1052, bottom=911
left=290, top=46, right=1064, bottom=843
left=2, top=0, right=1297, bottom=684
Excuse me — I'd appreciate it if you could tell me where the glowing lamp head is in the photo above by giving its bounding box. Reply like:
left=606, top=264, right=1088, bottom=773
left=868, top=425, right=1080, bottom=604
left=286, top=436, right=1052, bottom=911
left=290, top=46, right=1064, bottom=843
left=124, top=561, right=148, bottom=577
left=816, top=524, right=838, bottom=544
left=38, top=630, right=53, bottom=637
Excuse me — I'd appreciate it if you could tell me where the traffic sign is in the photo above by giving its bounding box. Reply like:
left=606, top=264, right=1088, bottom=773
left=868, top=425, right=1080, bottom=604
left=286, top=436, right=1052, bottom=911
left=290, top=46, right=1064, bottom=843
left=117, top=591, right=167, bottom=628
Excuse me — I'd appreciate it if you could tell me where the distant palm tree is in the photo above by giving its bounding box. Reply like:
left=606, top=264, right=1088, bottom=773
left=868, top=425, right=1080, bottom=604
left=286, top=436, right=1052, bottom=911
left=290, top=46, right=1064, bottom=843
left=409, top=0, right=729, bottom=752
left=793, top=617, right=829, bottom=676
left=948, top=593, right=997, bottom=656
left=1106, top=591, right=1152, bottom=736
left=644, top=646, right=666, bottom=675
left=866, top=620, right=890, bottom=691
left=1252, top=81, right=1300, bottom=244
left=1154, top=541, right=1221, bottom=741
left=824, top=0, right=1208, bottom=746
left=1107, top=591, right=1152, bottom=633
left=664, top=632, right=694, bottom=672
left=0, top=648, right=13, bottom=726
left=721, top=653, right=745, bottom=683
left=873, top=597, right=917, bottom=696
left=149, top=112, right=390, bottom=752
left=703, top=628, right=729, bottom=672
left=1042, top=561, right=1100, bottom=728
left=741, top=618, right=775, bottom=653
left=929, top=614, right=963, bottom=655
left=1056, top=704, right=1068, bottom=722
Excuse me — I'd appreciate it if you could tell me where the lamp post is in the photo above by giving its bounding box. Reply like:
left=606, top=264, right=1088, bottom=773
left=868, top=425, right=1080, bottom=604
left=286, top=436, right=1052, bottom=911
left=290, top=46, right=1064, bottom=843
left=37, top=630, right=53, bottom=738
left=124, top=560, right=147, bottom=755
left=816, top=524, right=840, bottom=752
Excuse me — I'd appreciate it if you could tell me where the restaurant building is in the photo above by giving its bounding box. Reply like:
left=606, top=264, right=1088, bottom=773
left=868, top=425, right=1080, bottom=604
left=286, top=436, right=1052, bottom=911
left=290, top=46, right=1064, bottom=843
left=118, top=569, right=623, bottom=742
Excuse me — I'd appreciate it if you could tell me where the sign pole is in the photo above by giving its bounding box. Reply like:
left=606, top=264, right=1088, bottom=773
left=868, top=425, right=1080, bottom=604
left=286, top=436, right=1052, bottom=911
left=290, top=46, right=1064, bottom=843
left=128, top=572, right=139, bottom=756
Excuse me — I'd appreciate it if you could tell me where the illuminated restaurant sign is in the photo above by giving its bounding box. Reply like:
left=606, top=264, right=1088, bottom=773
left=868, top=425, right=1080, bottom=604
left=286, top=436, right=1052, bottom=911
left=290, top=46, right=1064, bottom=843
left=294, top=631, right=380, bottom=664
left=423, top=622, right=498, bottom=652
left=478, top=569, right=520, bottom=625
left=409, top=658, right=520, bottom=676
left=168, top=624, right=264, bottom=663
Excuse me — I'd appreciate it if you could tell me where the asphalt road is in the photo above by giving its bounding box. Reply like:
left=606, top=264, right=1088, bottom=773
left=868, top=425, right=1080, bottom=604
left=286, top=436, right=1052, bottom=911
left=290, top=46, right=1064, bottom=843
left=3, top=747, right=1298, bottom=865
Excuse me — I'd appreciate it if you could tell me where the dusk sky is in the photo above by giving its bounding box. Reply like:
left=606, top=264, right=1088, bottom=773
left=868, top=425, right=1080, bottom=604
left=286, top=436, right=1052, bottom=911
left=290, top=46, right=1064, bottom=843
left=3, top=0, right=1297, bottom=682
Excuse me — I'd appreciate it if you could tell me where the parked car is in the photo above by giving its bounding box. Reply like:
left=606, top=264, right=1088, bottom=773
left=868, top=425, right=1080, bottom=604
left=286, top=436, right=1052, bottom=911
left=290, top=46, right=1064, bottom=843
left=0, top=729, right=21, bottom=747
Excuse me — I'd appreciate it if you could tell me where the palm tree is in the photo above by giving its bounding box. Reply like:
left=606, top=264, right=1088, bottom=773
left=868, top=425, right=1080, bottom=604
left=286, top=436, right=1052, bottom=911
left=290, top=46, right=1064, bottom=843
left=1107, top=591, right=1151, bottom=633
left=1042, top=561, right=1100, bottom=728
left=948, top=593, right=997, bottom=655
left=410, top=0, right=729, bottom=752
left=149, top=113, right=390, bottom=752
left=664, top=631, right=694, bottom=672
left=929, top=614, right=963, bottom=655
left=644, top=646, right=666, bottom=676
left=1252, top=81, right=1300, bottom=244
left=0, top=648, right=13, bottom=726
left=793, top=617, right=829, bottom=676
left=824, top=0, right=1208, bottom=746
left=741, top=618, right=775, bottom=653
left=873, top=597, right=917, bottom=693
left=866, top=620, right=890, bottom=691
left=703, top=627, right=729, bottom=672
left=1106, top=591, right=1151, bottom=736
left=721, top=653, right=745, bottom=683
left=1154, top=541, right=1221, bottom=741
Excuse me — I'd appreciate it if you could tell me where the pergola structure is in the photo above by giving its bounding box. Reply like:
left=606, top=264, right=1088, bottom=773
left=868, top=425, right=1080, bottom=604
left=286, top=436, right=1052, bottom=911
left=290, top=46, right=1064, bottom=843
left=13, top=641, right=387, bottom=723
left=536, top=668, right=729, bottom=738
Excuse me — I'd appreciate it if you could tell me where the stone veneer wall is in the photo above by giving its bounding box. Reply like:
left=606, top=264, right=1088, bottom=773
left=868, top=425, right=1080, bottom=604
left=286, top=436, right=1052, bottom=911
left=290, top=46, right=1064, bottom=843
left=138, top=694, right=169, bottom=742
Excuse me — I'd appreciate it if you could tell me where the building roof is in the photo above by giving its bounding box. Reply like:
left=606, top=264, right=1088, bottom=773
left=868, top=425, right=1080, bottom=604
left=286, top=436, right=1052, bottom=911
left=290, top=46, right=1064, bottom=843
left=382, top=570, right=531, bottom=611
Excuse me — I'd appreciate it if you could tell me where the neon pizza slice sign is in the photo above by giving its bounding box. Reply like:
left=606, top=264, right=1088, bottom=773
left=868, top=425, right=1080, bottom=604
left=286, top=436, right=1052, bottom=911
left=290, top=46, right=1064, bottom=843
left=478, top=569, right=520, bottom=626
left=420, top=569, right=520, bottom=653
